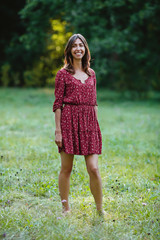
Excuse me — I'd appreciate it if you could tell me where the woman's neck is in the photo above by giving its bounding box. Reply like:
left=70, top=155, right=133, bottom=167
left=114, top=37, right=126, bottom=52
left=73, top=59, right=83, bottom=71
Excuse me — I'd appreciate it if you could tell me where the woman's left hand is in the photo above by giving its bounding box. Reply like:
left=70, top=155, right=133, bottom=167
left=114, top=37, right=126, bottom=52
left=55, top=130, right=62, bottom=148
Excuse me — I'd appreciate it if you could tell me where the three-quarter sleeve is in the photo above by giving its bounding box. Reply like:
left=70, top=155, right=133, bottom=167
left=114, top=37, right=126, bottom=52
left=53, top=70, right=65, bottom=112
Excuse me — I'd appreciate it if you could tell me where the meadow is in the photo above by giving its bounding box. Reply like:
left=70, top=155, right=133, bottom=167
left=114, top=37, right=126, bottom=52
left=0, top=88, right=160, bottom=240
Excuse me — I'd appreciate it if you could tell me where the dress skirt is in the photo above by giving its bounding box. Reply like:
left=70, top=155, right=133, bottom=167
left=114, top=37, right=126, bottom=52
left=58, top=104, right=102, bottom=155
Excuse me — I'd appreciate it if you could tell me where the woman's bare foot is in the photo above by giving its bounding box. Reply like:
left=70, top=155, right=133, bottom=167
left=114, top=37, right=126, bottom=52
left=97, top=209, right=112, bottom=221
left=62, top=209, right=71, bottom=216
left=97, top=209, right=105, bottom=216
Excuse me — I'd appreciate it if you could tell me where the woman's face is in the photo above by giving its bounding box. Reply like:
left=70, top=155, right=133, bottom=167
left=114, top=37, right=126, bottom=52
left=71, top=38, right=85, bottom=60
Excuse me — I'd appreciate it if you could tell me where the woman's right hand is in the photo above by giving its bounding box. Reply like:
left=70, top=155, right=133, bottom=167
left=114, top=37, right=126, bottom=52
left=55, top=130, right=62, bottom=148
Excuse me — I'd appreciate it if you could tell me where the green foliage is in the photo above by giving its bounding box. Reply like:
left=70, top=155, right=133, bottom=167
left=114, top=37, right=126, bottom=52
left=0, top=88, right=160, bottom=239
left=1, top=63, right=11, bottom=86
left=23, top=63, right=44, bottom=87
left=3, top=17, right=71, bottom=87
left=0, top=63, right=21, bottom=87
left=45, top=19, right=72, bottom=86
left=0, top=0, right=160, bottom=91
left=64, top=0, right=160, bottom=91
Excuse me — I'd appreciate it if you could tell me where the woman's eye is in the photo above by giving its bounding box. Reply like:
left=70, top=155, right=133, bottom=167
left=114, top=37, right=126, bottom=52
left=72, top=44, right=84, bottom=48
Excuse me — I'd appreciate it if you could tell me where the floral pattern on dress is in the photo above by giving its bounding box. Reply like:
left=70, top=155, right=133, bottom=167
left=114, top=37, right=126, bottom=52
left=53, top=68, right=102, bottom=155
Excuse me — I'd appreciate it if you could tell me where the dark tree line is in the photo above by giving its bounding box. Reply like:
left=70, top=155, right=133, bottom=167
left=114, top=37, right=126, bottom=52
left=0, top=0, right=160, bottom=92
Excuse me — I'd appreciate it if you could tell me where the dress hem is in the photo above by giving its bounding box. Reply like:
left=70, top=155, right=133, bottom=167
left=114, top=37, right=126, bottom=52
left=58, top=148, right=102, bottom=156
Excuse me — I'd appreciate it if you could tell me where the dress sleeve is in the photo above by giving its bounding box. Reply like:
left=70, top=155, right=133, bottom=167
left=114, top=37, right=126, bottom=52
left=53, top=70, right=65, bottom=112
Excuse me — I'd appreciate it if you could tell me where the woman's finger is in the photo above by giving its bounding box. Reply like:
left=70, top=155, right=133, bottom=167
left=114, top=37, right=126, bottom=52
left=55, top=140, right=62, bottom=148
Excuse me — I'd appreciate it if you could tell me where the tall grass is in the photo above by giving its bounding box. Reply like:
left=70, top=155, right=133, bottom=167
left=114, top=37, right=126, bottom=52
left=0, top=88, right=160, bottom=240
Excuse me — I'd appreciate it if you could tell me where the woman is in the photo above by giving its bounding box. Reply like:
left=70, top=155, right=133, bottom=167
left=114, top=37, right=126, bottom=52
left=53, top=33, right=103, bottom=215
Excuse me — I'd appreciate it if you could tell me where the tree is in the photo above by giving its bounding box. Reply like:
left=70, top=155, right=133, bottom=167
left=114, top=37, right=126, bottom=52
left=1, top=0, right=160, bottom=92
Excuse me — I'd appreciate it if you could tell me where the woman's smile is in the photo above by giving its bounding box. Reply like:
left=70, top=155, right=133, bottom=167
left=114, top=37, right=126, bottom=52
left=74, top=52, right=83, bottom=57
left=71, top=38, right=85, bottom=59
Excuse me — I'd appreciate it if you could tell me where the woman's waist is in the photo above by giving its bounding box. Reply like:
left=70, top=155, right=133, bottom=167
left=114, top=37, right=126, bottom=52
left=63, top=103, right=95, bottom=107
left=62, top=103, right=97, bottom=116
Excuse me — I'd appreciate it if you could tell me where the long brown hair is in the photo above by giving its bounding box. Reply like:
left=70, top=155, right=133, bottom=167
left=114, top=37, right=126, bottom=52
left=64, top=34, right=91, bottom=76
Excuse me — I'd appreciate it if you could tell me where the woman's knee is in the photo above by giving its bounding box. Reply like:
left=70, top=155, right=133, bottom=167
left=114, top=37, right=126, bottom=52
left=60, top=151, right=74, bottom=177
left=60, top=167, right=72, bottom=177
left=88, top=167, right=99, bottom=177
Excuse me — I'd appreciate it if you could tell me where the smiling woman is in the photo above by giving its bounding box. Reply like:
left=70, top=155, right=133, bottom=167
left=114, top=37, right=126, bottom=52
left=64, top=34, right=91, bottom=77
left=53, top=33, right=104, bottom=216
left=71, top=39, right=85, bottom=60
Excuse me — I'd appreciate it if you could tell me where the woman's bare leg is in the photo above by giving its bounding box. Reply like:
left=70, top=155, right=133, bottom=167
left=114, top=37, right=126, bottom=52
left=85, top=154, right=103, bottom=211
left=59, top=151, right=74, bottom=212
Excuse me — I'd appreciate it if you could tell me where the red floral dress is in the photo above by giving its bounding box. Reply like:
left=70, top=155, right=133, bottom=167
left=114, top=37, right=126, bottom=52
left=53, top=68, right=102, bottom=155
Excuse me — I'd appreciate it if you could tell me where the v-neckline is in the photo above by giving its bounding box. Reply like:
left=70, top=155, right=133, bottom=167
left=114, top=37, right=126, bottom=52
left=66, top=70, right=90, bottom=84
left=71, top=75, right=90, bottom=84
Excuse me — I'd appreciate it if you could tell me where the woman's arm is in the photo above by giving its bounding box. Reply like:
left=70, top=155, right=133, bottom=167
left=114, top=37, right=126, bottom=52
left=53, top=70, right=65, bottom=148
left=55, top=109, right=62, bottom=148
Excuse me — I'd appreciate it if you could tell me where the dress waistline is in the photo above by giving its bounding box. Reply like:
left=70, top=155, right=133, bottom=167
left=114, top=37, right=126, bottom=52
left=64, top=103, right=95, bottom=106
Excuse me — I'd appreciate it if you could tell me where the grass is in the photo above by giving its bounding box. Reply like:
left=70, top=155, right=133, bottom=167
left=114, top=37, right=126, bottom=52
left=0, top=88, right=160, bottom=240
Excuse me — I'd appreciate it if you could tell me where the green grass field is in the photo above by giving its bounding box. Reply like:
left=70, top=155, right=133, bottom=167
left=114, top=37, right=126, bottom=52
left=0, top=88, right=160, bottom=240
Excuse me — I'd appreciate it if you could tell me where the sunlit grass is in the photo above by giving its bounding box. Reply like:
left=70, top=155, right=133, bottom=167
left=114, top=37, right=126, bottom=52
left=0, top=88, right=160, bottom=240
